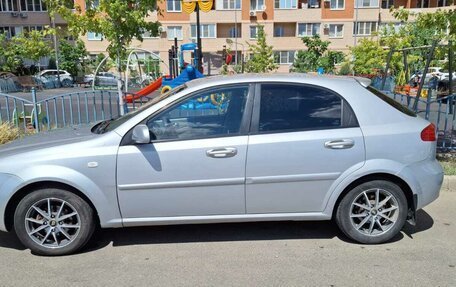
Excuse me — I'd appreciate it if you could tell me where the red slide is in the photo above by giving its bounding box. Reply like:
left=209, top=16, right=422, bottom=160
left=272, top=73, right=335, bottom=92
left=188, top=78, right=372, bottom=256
left=124, top=76, right=163, bottom=103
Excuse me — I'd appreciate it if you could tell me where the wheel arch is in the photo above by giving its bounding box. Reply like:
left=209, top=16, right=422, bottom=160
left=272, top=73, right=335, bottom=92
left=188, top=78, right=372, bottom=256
left=331, top=173, right=414, bottom=220
left=4, top=181, right=100, bottom=231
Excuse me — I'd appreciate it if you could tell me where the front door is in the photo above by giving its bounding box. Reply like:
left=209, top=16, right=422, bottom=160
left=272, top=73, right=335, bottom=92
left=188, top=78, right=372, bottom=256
left=246, top=83, right=365, bottom=213
left=117, top=84, right=252, bottom=219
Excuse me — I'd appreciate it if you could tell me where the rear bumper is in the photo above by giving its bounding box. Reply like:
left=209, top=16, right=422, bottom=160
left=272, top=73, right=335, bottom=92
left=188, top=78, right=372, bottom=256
left=398, top=159, right=444, bottom=210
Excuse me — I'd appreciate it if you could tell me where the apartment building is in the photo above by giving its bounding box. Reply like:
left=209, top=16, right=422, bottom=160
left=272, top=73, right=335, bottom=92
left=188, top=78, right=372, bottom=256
left=2, top=0, right=454, bottom=73
left=0, top=0, right=69, bottom=66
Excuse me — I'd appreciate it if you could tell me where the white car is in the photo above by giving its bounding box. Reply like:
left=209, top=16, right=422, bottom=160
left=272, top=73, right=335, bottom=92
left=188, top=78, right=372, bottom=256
left=37, top=69, right=73, bottom=87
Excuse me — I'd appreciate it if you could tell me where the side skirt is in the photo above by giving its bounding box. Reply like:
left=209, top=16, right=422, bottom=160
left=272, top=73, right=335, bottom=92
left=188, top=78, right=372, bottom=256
left=120, top=212, right=332, bottom=227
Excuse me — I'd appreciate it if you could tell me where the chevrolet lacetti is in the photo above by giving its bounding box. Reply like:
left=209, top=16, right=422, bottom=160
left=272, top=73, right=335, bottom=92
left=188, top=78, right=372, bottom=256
left=0, top=74, right=443, bottom=255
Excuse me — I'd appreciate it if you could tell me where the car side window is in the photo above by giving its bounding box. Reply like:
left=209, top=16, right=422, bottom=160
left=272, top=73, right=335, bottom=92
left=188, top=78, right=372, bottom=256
left=258, top=84, right=356, bottom=133
left=147, top=85, right=249, bottom=141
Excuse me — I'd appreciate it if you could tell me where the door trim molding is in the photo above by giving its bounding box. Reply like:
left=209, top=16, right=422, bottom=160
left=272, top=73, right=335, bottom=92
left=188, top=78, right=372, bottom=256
left=245, top=172, right=341, bottom=184
left=118, top=177, right=245, bottom=191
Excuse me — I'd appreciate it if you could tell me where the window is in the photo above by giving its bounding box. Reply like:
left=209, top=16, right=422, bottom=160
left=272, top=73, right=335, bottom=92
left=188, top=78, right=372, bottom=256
left=274, top=26, right=284, bottom=37
left=257, top=84, right=356, bottom=133
left=166, top=0, right=181, bottom=12
left=366, top=86, right=416, bottom=117
left=142, top=29, right=158, bottom=39
left=274, top=51, right=296, bottom=64
left=250, top=0, right=264, bottom=11
left=355, top=0, right=379, bottom=7
left=87, top=32, right=102, bottom=41
left=274, top=0, right=297, bottom=9
left=381, top=0, right=394, bottom=8
left=20, top=0, right=47, bottom=11
left=228, top=26, right=241, bottom=38
left=219, top=0, right=241, bottom=9
left=250, top=26, right=258, bottom=38
left=167, top=26, right=183, bottom=40
left=146, top=85, right=249, bottom=141
left=354, top=22, right=378, bottom=36
left=329, top=24, right=344, bottom=38
left=416, top=0, right=429, bottom=7
left=330, top=0, right=344, bottom=9
left=437, top=0, right=450, bottom=6
left=190, top=24, right=216, bottom=39
left=297, top=23, right=320, bottom=37
left=1, top=0, right=18, bottom=11
left=86, top=0, right=99, bottom=9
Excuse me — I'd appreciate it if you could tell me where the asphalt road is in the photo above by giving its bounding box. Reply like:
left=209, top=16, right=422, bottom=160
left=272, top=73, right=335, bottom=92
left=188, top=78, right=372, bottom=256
left=0, top=191, right=454, bottom=286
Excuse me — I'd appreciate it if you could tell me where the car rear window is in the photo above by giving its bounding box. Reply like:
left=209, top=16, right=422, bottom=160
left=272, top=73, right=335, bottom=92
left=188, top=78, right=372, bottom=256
left=366, top=86, right=416, bottom=117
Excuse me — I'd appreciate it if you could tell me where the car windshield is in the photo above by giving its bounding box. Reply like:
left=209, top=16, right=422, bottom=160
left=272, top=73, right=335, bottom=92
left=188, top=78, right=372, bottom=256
left=366, top=86, right=416, bottom=117
left=92, top=84, right=187, bottom=134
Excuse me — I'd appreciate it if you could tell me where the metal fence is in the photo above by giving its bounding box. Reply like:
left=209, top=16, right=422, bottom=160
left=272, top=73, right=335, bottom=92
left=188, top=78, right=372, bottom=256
left=0, top=89, right=129, bottom=132
left=385, top=91, right=456, bottom=152
left=2, top=86, right=456, bottom=152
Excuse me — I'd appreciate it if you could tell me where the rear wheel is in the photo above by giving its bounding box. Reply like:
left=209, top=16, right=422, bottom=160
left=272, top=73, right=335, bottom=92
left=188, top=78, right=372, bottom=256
left=61, top=79, right=72, bottom=87
left=14, top=189, right=95, bottom=256
left=336, top=180, right=407, bottom=244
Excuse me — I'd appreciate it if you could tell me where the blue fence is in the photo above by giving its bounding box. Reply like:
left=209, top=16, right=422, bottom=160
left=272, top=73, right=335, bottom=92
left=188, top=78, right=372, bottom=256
left=0, top=89, right=137, bottom=132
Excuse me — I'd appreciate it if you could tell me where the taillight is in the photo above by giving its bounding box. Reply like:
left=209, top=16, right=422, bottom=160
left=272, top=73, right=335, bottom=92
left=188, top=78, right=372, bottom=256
left=421, top=123, right=436, bottom=141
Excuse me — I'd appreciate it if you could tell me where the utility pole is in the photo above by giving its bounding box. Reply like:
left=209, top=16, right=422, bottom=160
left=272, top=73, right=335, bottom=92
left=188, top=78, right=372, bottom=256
left=195, top=4, right=203, bottom=73
left=234, top=3, right=238, bottom=65
left=50, top=15, right=61, bottom=86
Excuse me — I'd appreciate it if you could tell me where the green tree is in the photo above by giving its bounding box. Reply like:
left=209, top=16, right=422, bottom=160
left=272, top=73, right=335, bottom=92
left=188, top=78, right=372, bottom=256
left=245, top=26, right=278, bottom=73
left=350, top=38, right=385, bottom=75
left=292, top=35, right=343, bottom=73
left=59, top=39, right=88, bottom=76
left=12, top=29, right=54, bottom=69
left=0, top=33, right=22, bottom=72
left=45, top=0, right=161, bottom=113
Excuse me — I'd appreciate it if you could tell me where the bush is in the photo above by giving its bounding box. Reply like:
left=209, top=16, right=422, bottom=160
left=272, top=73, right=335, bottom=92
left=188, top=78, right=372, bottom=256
left=338, top=62, right=352, bottom=75
left=0, top=123, right=20, bottom=145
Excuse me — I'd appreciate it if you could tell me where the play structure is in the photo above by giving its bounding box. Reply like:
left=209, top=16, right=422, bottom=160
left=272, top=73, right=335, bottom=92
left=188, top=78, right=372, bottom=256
left=124, top=42, right=204, bottom=103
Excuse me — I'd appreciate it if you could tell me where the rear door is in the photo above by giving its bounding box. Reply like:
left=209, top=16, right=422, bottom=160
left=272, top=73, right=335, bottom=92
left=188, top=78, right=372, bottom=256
left=245, top=83, right=365, bottom=213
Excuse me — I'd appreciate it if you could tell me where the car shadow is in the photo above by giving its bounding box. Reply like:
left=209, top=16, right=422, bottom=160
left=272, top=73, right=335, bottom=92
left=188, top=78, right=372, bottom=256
left=0, top=209, right=435, bottom=254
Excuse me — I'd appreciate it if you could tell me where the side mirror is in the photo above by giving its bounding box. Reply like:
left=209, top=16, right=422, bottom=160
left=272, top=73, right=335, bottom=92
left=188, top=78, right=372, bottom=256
left=131, top=124, right=150, bottom=144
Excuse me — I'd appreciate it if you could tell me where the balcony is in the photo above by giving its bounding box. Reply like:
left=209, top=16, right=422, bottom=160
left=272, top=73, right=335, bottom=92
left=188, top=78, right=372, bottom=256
left=274, top=0, right=322, bottom=22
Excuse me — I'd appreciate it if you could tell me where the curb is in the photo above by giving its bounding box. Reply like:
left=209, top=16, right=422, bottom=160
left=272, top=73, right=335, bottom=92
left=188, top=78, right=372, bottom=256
left=442, top=175, right=456, bottom=192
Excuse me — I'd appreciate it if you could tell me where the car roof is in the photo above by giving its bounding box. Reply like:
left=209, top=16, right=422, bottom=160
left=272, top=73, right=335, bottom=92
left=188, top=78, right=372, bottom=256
left=185, top=73, right=361, bottom=89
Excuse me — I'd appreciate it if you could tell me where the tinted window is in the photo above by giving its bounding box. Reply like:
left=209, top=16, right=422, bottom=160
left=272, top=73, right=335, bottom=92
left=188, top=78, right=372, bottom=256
left=258, top=84, right=355, bottom=132
left=147, top=85, right=249, bottom=141
left=366, top=86, right=416, bottom=117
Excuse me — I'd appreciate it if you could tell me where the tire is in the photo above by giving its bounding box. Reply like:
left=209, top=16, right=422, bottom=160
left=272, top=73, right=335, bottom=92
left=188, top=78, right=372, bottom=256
left=335, top=180, right=408, bottom=244
left=62, top=79, right=72, bottom=87
left=14, top=188, right=95, bottom=256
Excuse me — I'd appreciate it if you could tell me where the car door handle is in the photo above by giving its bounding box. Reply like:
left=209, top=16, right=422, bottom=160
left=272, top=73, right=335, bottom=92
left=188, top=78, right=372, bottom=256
left=206, top=147, right=237, bottom=158
left=324, top=139, right=355, bottom=149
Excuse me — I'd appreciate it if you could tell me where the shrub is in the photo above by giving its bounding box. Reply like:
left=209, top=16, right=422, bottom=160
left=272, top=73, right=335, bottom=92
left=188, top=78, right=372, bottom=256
left=0, top=123, right=20, bottom=145
left=338, top=62, right=352, bottom=75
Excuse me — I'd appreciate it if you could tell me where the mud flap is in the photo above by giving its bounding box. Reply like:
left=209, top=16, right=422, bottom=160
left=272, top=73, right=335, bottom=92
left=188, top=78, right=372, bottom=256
left=406, top=194, right=418, bottom=226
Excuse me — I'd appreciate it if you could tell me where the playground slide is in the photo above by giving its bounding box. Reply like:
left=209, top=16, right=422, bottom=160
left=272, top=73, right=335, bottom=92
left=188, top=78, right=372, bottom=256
left=124, top=77, right=163, bottom=103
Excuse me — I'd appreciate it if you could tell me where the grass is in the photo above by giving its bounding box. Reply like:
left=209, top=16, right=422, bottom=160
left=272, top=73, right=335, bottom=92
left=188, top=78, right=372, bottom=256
left=439, top=160, right=456, bottom=176
left=0, top=122, right=21, bottom=145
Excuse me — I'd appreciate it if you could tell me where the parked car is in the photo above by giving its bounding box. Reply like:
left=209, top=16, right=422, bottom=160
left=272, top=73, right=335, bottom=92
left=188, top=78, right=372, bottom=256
left=0, top=74, right=443, bottom=255
left=36, top=69, right=73, bottom=87
left=84, top=72, right=121, bottom=87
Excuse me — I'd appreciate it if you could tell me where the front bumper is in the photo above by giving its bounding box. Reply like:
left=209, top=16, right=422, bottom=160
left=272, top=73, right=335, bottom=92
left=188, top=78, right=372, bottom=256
left=0, top=173, right=24, bottom=232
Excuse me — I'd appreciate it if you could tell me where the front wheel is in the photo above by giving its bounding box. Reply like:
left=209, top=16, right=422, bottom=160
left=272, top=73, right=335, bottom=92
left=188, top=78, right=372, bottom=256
left=14, top=189, right=95, bottom=256
left=335, top=180, right=408, bottom=244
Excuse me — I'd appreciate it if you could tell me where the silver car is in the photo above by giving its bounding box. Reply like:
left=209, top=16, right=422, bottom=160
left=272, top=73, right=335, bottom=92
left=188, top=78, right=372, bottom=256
left=0, top=74, right=443, bottom=255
